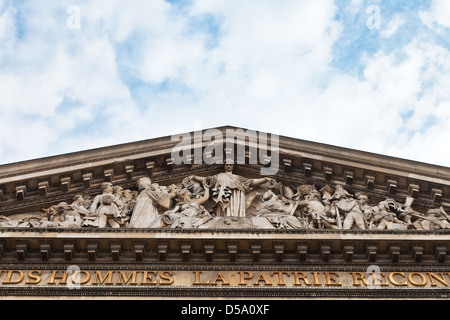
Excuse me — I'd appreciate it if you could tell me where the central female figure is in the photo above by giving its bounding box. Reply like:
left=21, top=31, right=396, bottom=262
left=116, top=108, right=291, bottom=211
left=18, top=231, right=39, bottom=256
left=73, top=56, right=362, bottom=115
left=189, top=161, right=275, bottom=218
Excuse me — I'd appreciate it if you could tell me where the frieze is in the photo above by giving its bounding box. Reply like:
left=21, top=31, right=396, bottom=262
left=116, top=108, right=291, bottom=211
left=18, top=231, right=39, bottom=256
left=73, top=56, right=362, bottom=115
left=242, top=165, right=447, bottom=210
left=0, top=163, right=449, bottom=232
left=0, top=165, right=223, bottom=212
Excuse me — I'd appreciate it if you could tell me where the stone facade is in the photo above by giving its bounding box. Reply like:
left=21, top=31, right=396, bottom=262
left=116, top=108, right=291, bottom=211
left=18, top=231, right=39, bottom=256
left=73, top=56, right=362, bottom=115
left=0, top=126, right=448, bottom=299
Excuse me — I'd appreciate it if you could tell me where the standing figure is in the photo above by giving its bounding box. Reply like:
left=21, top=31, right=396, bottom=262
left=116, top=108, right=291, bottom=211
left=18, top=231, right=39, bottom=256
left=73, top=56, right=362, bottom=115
left=129, top=177, right=177, bottom=228
left=339, top=192, right=370, bottom=230
left=87, top=182, right=121, bottom=229
left=329, top=185, right=354, bottom=228
left=189, top=161, right=276, bottom=217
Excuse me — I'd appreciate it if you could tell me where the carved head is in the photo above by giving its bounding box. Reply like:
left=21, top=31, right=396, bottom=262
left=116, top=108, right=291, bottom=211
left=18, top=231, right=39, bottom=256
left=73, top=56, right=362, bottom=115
left=137, top=177, right=152, bottom=191
left=224, top=159, right=234, bottom=173
left=123, top=189, right=134, bottom=200
left=167, top=184, right=179, bottom=199
left=332, top=185, right=351, bottom=200
left=113, top=186, right=124, bottom=196
left=101, top=182, right=114, bottom=194
left=73, top=194, right=84, bottom=202
left=177, top=189, right=192, bottom=202
left=57, top=202, right=71, bottom=212
left=356, top=192, right=369, bottom=204
left=305, top=190, right=321, bottom=202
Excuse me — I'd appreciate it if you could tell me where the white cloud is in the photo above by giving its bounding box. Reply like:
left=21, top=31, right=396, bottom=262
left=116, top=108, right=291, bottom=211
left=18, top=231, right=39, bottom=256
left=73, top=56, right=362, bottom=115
left=1, top=0, right=450, bottom=170
left=420, top=0, right=450, bottom=28
left=381, top=14, right=405, bottom=38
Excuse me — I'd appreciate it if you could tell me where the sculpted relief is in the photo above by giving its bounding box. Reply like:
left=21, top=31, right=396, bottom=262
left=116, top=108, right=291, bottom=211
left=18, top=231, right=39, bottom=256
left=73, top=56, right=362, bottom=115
left=0, top=164, right=449, bottom=231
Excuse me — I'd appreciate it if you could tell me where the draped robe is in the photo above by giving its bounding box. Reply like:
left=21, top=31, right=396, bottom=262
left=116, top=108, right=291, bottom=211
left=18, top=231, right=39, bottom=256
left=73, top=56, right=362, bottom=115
left=129, top=187, right=172, bottom=228
left=209, top=173, right=253, bottom=217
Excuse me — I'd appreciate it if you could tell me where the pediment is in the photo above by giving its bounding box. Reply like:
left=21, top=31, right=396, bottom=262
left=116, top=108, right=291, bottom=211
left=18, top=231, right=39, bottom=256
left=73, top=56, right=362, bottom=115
left=0, top=126, right=450, bottom=300
left=0, top=126, right=448, bottom=232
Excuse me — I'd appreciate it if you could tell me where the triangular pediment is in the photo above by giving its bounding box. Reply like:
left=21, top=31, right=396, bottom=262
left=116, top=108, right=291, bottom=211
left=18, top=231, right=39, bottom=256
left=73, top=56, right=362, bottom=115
left=0, top=126, right=448, bottom=218
left=0, top=126, right=449, bottom=300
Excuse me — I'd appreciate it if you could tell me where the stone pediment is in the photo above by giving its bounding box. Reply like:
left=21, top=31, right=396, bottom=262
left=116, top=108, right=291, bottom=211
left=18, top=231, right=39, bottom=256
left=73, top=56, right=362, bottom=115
left=0, top=127, right=449, bottom=300
left=0, top=125, right=449, bottom=231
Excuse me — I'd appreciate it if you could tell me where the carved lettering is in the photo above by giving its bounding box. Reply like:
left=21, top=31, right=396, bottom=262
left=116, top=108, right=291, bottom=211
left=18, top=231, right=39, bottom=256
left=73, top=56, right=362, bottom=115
left=4, top=271, right=24, bottom=284
left=253, top=272, right=272, bottom=286
left=350, top=272, right=368, bottom=286
left=193, top=271, right=210, bottom=285
left=26, top=271, right=41, bottom=285
left=117, top=271, right=139, bottom=286
left=239, top=271, right=253, bottom=286
left=428, top=272, right=448, bottom=287
left=324, top=272, right=342, bottom=286
left=159, top=271, right=174, bottom=286
left=389, top=272, right=408, bottom=286
left=293, top=272, right=312, bottom=286
left=93, top=271, right=114, bottom=285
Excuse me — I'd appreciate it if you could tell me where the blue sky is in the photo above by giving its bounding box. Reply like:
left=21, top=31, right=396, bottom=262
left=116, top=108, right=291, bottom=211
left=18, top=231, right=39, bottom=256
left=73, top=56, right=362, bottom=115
left=1, top=0, right=450, bottom=167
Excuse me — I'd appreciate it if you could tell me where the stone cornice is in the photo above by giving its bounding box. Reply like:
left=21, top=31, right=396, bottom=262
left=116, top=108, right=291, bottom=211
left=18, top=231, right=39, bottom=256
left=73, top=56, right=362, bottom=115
left=1, top=125, right=449, bottom=182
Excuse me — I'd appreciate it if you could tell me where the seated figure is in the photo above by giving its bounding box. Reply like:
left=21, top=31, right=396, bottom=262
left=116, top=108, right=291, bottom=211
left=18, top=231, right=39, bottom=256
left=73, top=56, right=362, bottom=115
left=151, top=182, right=212, bottom=229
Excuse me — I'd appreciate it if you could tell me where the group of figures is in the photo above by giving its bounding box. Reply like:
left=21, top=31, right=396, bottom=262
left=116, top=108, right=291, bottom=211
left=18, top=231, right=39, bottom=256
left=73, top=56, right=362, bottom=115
left=1, top=163, right=450, bottom=231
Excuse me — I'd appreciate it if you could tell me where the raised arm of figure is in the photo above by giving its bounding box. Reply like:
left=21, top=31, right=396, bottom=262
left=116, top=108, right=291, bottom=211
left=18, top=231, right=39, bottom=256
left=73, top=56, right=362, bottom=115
left=188, top=175, right=207, bottom=184
left=195, top=181, right=211, bottom=206
left=250, top=177, right=276, bottom=188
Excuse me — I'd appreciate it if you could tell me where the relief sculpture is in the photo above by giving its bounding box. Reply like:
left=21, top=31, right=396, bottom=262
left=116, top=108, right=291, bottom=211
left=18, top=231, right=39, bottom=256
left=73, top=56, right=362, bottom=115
left=1, top=166, right=449, bottom=231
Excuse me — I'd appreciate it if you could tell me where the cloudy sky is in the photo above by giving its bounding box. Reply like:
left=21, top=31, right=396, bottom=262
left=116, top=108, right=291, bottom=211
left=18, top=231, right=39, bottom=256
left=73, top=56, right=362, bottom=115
left=0, top=0, right=450, bottom=167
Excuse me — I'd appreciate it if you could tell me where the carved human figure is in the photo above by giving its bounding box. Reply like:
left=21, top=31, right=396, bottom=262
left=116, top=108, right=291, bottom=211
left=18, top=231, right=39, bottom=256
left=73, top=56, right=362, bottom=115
left=189, top=161, right=276, bottom=218
left=117, top=189, right=137, bottom=227
left=113, top=186, right=125, bottom=211
left=0, top=212, right=48, bottom=228
left=256, top=189, right=304, bottom=229
left=112, top=186, right=134, bottom=227
left=320, top=185, right=334, bottom=209
left=374, top=199, right=408, bottom=230
left=154, top=182, right=212, bottom=229
left=339, top=192, right=370, bottom=230
left=128, top=177, right=177, bottom=228
left=395, top=197, right=417, bottom=228
left=70, top=194, right=91, bottom=216
left=358, top=194, right=378, bottom=229
left=55, top=202, right=83, bottom=228
left=86, top=182, right=121, bottom=229
left=411, top=206, right=450, bottom=230
left=329, top=185, right=354, bottom=228
left=38, top=202, right=82, bottom=228
left=423, top=207, right=450, bottom=229
left=296, top=187, right=339, bottom=230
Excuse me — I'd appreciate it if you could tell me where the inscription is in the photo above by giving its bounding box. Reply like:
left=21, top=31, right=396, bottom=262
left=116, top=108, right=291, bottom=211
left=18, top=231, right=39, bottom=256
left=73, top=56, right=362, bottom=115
left=0, top=270, right=449, bottom=289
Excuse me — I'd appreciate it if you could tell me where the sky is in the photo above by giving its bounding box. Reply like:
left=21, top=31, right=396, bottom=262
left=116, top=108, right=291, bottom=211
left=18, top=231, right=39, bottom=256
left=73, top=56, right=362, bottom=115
left=1, top=0, right=450, bottom=167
